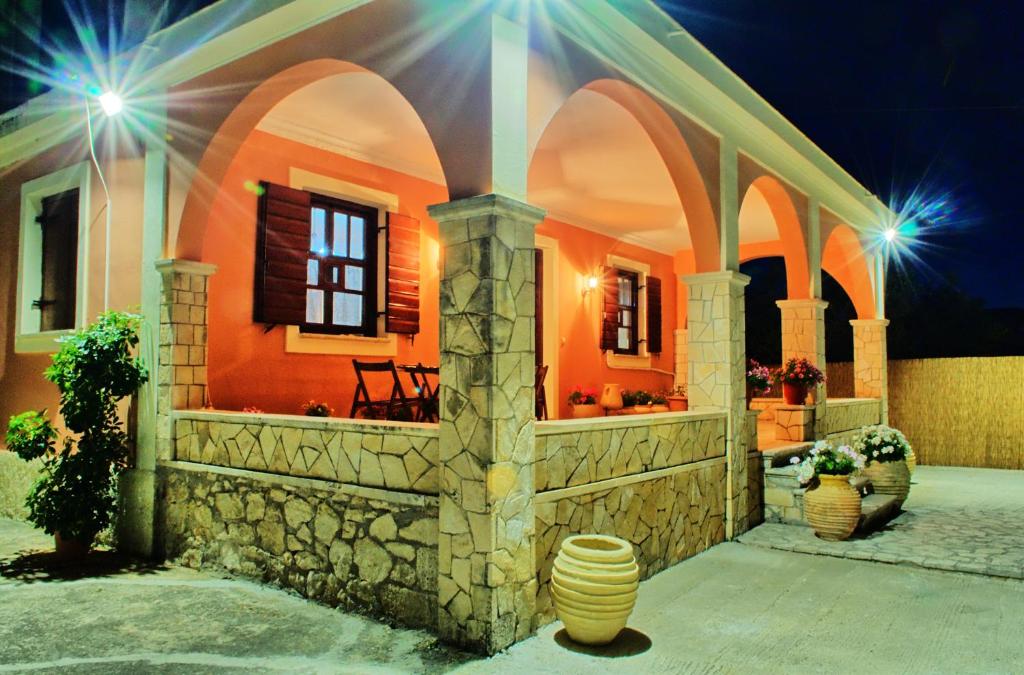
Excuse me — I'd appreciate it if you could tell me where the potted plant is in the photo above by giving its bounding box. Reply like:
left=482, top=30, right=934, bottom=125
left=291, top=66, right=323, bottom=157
left=746, top=359, right=772, bottom=408
left=633, top=390, right=653, bottom=414
left=568, top=386, right=601, bottom=419
left=777, top=357, right=824, bottom=405
left=791, top=440, right=866, bottom=541
left=619, top=389, right=638, bottom=414
left=650, top=392, right=669, bottom=413
left=852, top=425, right=913, bottom=505
left=4, top=312, right=148, bottom=558
left=666, top=384, right=688, bottom=412
left=301, top=400, right=334, bottom=417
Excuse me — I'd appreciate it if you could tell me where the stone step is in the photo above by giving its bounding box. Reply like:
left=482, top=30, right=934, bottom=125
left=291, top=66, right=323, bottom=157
left=856, top=493, right=900, bottom=533
left=761, top=442, right=815, bottom=468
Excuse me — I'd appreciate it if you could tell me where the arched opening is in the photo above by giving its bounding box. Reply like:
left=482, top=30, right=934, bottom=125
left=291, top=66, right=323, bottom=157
left=822, top=223, right=875, bottom=320
left=526, top=77, right=717, bottom=417
left=176, top=59, right=448, bottom=414
left=738, top=175, right=810, bottom=300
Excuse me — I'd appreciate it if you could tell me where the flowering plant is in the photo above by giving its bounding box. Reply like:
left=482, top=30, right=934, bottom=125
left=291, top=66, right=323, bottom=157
left=651, top=392, right=668, bottom=405
left=777, top=357, right=825, bottom=386
left=567, top=385, right=598, bottom=405
left=668, top=384, right=687, bottom=398
left=746, top=359, right=773, bottom=396
left=634, top=390, right=653, bottom=406
left=791, top=440, right=866, bottom=484
left=301, top=400, right=333, bottom=417
left=852, top=425, right=912, bottom=464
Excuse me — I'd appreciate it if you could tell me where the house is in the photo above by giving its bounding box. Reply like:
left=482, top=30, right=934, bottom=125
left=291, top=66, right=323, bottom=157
left=0, top=0, right=892, bottom=654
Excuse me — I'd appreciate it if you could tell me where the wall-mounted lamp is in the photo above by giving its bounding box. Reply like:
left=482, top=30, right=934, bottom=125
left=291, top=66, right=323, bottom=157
left=582, top=274, right=599, bottom=298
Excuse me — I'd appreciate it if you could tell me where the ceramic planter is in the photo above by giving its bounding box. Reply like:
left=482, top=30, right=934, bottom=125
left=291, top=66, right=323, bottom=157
left=667, top=396, right=688, bottom=412
left=906, top=448, right=917, bottom=474
left=551, top=534, right=639, bottom=645
left=804, top=474, right=861, bottom=541
left=862, top=459, right=911, bottom=505
left=54, top=531, right=94, bottom=560
left=571, top=403, right=602, bottom=419
left=650, top=404, right=669, bottom=413
left=782, top=382, right=809, bottom=405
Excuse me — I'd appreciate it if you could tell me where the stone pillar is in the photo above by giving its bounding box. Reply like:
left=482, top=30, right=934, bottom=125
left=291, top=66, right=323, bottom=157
left=851, top=318, right=889, bottom=424
left=428, top=194, right=543, bottom=654
left=684, top=271, right=750, bottom=538
left=674, top=328, right=688, bottom=390
left=777, top=299, right=828, bottom=438
left=154, top=259, right=217, bottom=461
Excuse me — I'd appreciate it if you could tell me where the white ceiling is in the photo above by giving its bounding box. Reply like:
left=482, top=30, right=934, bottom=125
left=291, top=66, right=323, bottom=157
left=256, top=72, right=445, bottom=185
left=528, top=89, right=691, bottom=251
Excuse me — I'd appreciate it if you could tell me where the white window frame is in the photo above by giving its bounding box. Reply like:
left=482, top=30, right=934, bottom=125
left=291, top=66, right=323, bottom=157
left=15, top=161, right=92, bottom=353
left=605, top=253, right=651, bottom=368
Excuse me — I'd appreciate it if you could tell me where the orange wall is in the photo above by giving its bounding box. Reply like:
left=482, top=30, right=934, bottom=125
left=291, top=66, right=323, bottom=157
left=201, top=130, right=447, bottom=415
left=539, top=218, right=677, bottom=419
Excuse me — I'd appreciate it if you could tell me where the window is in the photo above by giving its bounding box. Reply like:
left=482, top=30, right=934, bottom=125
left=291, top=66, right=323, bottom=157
left=303, top=195, right=377, bottom=336
left=17, top=162, right=90, bottom=353
left=613, top=269, right=640, bottom=355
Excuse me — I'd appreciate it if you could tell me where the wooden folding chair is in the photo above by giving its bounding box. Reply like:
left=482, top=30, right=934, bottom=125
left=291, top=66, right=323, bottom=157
left=403, top=363, right=440, bottom=423
left=535, top=364, right=549, bottom=420
left=350, top=359, right=417, bottom=421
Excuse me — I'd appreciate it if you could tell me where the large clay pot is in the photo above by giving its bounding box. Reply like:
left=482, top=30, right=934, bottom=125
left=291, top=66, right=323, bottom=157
left=804, top=474, right=861, bottom=541
left=54, top=531, right=94, bottom=560
left=599, top=384, right=623, bottom=413
left=571, top=403, right=602, bottom=419
left=551, top=534, right=639, bottom=645
left=782, top=382, right=809, bottom=405
left=862, top=459, right=911, bottom=505
left=667, top=396, right=688, bottom=412
left=906, top=448, right=917, bottom=474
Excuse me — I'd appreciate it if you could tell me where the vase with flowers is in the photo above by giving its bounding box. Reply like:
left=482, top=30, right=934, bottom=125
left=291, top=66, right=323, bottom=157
left=746, top=359, right=772, bottom=408
left=792, top=440, right=866, bottom=541
left=568, top=386, right=601, bottom=419
left=666, top=384, right=688, bottom=412
left=777, top=357, right=825, bottom=405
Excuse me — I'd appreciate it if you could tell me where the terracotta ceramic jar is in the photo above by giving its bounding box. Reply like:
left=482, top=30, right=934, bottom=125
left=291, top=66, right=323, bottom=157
left=804, top=474, right=861, bottom=541
left=551, top=534, right=639, bottom=645
left=782, top=382, right=809, bottom=405
left=862, top=459, right=911, bottom=505
left=599, top=384, right=623, bottom=413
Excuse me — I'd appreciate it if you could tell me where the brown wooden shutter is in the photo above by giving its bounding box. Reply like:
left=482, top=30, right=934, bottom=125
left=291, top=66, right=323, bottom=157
left=385, top=212, right=420, bottom=335
left=254, top=181, right=310, bottom=326
left=646, top=275, right=663, bottom=354
left=534, top=249, right=543, bottom=367
left=600, top=267, right=618, bottom=351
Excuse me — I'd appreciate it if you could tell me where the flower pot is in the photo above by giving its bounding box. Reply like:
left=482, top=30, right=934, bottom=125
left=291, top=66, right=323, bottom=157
left=634, top=404, right=653, bottom=415
left=571, top=403, right=602, bottom=419
left=906, top=448, right=917, bottom=474
left=862, top=459, right=911, bottom=505
left=667, top=396, right=688, bottom=412
left=746, top=384, right=755, bottom=409
left=804, top=474, right=862, bottom=541
left=599, top=384, right=623, bottom=413
left=782, top=382, right=809, bottom=405
left=551, top=534, right=639, bottom=645
left=54, top=531, right=94, bottom=560
left=650, top=404, right=669, bottom=413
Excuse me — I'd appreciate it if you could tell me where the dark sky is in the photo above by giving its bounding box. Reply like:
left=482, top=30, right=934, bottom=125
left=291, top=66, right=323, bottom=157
left=3, top=1, right=1021, bottom=308
left=664, top=0, right=1024, bottom=309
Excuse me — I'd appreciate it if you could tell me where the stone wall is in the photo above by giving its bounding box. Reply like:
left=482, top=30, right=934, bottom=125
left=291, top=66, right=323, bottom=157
left=825, top=398, right=881, bottom=444
left=159, top=462, right=439, bottom=628
left=173, top=411, right=438, bottom=494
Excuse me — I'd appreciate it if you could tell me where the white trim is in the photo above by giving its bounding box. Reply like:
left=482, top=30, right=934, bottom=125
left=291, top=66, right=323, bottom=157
left=535, top=234, right=559, bottom=419
left=15, top=161, right=92, bottom=353
left=285, top=326, right=397, bottom=356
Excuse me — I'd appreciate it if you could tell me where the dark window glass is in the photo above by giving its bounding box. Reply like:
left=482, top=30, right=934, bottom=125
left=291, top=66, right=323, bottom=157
left=614, top=269, right=639, bottom=355
left=36, top=189, right=78, bottom=331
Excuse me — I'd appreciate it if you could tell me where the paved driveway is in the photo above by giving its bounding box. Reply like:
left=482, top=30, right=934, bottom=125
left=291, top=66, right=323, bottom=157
left=739, top=465, right=1024, bottom=579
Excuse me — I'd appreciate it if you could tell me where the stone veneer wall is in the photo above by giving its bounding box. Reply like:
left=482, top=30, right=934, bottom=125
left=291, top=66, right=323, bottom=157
left=532, top=412, right=729, bottom=625
left=825, top=398, right=881, bottom=445
left=173, top=411, right=439, bottom=494
left=159, top=463, right=439, bottom=628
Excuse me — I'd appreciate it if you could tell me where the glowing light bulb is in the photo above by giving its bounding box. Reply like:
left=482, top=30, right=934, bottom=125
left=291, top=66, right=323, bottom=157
left=98, top=91, right=123, bottom=116
left=586, top=275, right=599, bottom=290
left=883, top=228, right=898, bottom=243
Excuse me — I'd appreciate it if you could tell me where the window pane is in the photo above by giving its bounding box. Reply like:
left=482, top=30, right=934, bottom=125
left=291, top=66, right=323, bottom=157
left=332, top=292, right=362, bottom=326
left=310, top=208, right=327, bottom=254
left=618, top=275, right=633, bottom=305
left=306, top=289, right=325, bottom=324
left=332, top=212, right=348, bottom=257
left=306, top=259, right=319, bottom=285
left=618, top=327, right=630, bottom=350
left=350, top=216, right=365, bottom=260
left=332, top=266, right=339, bottom=284
left=621, top=310, right=631, bottom=327
left=345, top=265, right=363, bottom=291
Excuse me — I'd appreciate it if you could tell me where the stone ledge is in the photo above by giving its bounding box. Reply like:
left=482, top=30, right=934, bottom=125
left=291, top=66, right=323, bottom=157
left=174, top=409, right=440, bottom=436
left=159, top=460, right=438, bottom=508
left=535, top=456, right=726, bottom=503
left=535, top=409, right=726, bottom=435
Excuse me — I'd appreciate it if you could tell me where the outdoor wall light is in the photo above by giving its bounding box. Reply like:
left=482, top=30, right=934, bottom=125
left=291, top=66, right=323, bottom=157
left=883, top=227, right=898, bottom=243
left=582, top=274, right=599, bottom=298
left=98, top=91, right=123, bottom=116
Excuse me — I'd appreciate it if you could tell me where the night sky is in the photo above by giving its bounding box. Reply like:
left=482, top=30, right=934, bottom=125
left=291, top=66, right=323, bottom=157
left=2, top=1, right=1021, bottom=313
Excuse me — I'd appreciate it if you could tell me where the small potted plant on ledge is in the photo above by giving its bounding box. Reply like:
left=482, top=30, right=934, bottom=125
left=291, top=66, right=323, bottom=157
left=666, top=384, right=688, bottom=412
left=633, top=390, right=654, bottom=414
left=746, top=359, right=772, bottom=408
left=301, top=400, right=334, bottom=417
left=619, top=389, right=638, bottom=414
left=5, top=312, right=148, bottom=558
left=792, top=440, right=866, bottom=541
left=568, top=386, right=601, bottom=419
left=777, top=357, right=824, bottom=405
left=852, top=425, right=913, bottom=505
left=650, top=392, right=669, bottom=413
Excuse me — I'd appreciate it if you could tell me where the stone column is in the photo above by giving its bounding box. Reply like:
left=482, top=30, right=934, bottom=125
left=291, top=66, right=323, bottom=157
left=154, top=259, right=217, bottom=461
left=428, top=194, right=543, bottom=654
left=777, top=299, right=828, bottom=438
left=684, top=271, right=750, bottom=538
left=674, top=328, right=688, bottom=390
left=851, top=318, right=889, bottom=424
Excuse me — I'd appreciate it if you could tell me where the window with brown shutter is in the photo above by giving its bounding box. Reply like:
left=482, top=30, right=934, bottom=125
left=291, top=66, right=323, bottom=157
left=385, top=212, right=420, bottom=335
left=646, top=275, right=662, bottom=354
left=600, top=267, right=640, bottom=355
left=36, top=189, right=79, bottom=332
